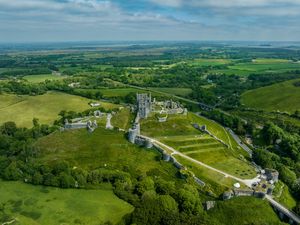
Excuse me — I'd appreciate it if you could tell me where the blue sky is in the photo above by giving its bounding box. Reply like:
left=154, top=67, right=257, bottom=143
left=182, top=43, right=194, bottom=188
left=0, top=0, right=300, bottom=42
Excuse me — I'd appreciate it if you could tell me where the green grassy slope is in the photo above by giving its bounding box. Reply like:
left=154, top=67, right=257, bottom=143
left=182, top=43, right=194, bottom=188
left=0, top=92, right=118, bottom=127
left=0, top=180, right=133, bottom=225
left=35, top=127, right=179, bottom=179
left=209, top=197, right=285, bottom=225
left=241, top=78, right=300, bottom=113
left=141, top=113, right=256, bottom=179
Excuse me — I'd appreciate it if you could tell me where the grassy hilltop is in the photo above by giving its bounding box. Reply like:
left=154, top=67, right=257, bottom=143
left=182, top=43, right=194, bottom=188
left=242, top=78, right=300, bottom=113
left=0, top=91, right=117, bottom=127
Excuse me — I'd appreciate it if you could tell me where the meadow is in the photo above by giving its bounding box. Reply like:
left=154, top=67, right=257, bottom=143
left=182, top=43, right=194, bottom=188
left=211, top=59, right=300, bottom=76
left=35, top=127, right=179, bottom=179
left=23, top=74, right=66, bottom=83
left=241, top=78, right=300, bottom=113
left=188, top=59, right=231, bottom=66
left=0, top=91, right=118, bottom=127
left=0, top=180, right=133, bottom=225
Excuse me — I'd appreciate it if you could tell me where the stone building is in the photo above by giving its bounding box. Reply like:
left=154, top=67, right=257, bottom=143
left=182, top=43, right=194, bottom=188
left=265, top=169, right=279, bottom=183
left=137, top=93, right=152, bottom=119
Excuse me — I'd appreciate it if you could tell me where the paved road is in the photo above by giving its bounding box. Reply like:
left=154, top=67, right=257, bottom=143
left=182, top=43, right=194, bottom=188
left=266, top=195, right=300, bottom=224
left=139, top=134, right=250, bottom=185
left=139, top=134, right=300, bottom=224
left=226, top=128, right=253, bottom=157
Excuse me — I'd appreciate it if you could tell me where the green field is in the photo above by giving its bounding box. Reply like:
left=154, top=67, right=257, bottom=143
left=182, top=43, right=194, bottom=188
left=209, top=197, right=285, bottom=225
left=0, top=180, right=133, bottom=225
left=35, top=127, right=179, bottom=179
left=211, top=59, right=300, bottom=76
left=23, top=74, right=66, bottom=83
left=0, top=91, right=118, bottom=127
left=189, top=59, right=231, bottom=66
left=141, top=113, right=256, bottom=179
left=241, top=78, right=300, bottom=113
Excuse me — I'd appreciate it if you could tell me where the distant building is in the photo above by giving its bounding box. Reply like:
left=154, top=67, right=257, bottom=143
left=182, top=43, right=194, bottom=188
left=90, top=102, right=100, bottom=107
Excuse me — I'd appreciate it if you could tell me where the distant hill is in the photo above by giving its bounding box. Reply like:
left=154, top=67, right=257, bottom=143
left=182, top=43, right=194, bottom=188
left=241, top=78, right=300, bottom=113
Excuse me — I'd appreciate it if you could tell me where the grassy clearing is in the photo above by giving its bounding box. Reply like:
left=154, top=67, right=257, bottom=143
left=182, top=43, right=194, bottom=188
left=0, top=180, right=133, bottom=225
left=23, top=74, right=66, bottom=83
left=0, top=91, right=118, bottom=127
left=241, top=78, right=300, bottom=113
left=35, top=127, right=179, bottom=179
left=209, top=197, right=284, bottom=225
left=229, top=62, right=300, bottom=72
left=189, top=59, right=231, bottom=66
left=111, top=107, right=133, bottom=130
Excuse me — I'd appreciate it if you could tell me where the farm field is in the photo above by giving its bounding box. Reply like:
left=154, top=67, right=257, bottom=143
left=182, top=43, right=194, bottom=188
left=141, top=113, right=256, bottom=179
left=189, top=59, right=231, bottom=66
left=35, top=127, right=179, bottom=179
left=241, top=78, right=300, bottom=113
left=0, top=91, right=118, bottom=127
left=211, top=59, right=300, bottom=76
left=0, top=180, right=133, bottom=225
left=23, top=74, right=66, bottom=83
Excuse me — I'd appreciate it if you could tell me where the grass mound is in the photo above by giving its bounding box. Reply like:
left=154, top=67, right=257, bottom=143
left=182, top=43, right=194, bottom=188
left=241, top=78, right=300, bottom=113
left=35, top=127, right=179, bottom=179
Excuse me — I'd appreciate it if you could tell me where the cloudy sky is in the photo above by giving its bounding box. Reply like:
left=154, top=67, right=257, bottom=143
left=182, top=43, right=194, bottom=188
left=0, top=0, right=300, bottom=42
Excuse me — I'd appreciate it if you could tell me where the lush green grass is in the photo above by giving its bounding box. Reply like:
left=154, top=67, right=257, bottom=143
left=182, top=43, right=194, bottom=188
left=211, top=60, right=300, bottom=76
left=0, top=91, right=118, bottom=127
left=176, top=156, right=240, bottom=196
left=23, top=74, right=66, bottom=83
left=189, top=59, right=231, bottom=66
left=0, top=180, right=133, bottom=225
left=273, top=181, right=297, bottom=210
left=141, top=113, right=256, bottom=179
left=241, top=78, right=300, bottom=113
left=35, top=127, right=179, bottom=179
left=209, top=197, right=285, bottom=225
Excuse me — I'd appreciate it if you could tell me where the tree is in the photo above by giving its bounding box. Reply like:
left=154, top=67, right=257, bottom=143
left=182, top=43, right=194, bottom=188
left=1, top=121, right=17, bottom=136
left=32, top=172, right=43, bottom=185
left=59, top=172, right=75, bottom=188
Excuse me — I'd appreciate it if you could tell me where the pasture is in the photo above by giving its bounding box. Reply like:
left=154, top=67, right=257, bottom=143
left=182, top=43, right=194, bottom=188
left=189, top=59, right=231, bottom=66
left=0, top=91, right=118, bottom=127
left=23, top=74, right=66, bottom=83
left=241, top=78, right=300, bottom=113
left=0, top=180, right=133, bottom=225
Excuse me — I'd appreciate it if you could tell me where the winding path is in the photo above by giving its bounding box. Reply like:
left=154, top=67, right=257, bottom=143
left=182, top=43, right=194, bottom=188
left=138, top=134, right=300, bottom=224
